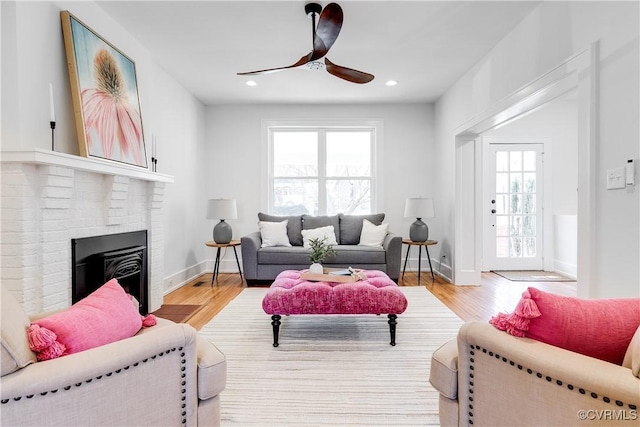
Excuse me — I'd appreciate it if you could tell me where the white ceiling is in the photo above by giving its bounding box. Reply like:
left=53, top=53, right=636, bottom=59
left=96, top=1, right=541, bottom=105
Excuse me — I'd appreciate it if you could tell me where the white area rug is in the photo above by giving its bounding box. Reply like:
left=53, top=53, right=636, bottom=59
left=198, top=287, right=464, bottom=426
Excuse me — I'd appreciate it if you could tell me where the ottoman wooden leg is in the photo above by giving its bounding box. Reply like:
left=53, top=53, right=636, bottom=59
left=271, top=315, right=281, bottom=347
left=388, top=314, right=397, bottom=346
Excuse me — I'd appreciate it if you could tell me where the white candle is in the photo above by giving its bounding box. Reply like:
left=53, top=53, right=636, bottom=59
left=49, top=83, right=55, bottom=122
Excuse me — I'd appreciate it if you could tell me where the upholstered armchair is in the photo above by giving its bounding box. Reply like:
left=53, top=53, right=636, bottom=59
left=1, top=289, right=227, bottom=427
left=430, top=321, right=640, bottom=426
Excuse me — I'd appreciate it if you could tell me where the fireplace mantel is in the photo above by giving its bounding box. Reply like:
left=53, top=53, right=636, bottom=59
left=1, top=149, right=174, bottom=183
left=1, top=148, right=171, bottom=314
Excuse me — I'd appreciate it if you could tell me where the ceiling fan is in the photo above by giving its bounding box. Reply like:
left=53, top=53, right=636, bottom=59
left=237, top=2, right=374, bottom=84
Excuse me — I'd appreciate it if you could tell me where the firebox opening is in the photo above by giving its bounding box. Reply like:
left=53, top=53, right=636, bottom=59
left=72, top=230, right=148, bottom=314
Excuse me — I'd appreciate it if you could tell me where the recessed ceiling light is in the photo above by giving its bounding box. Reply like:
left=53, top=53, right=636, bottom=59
left=386, top=80, right=398, bottom=87
left=246, top=80, right=257, bottom=87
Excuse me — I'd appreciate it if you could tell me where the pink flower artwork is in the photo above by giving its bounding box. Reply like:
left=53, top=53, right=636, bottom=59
left=81, top=49, right=144, bottom=166
left=62, top=11, right=148, bottom=168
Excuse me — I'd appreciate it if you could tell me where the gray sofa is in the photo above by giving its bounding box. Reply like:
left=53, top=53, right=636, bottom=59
left=241, top=213, right=402, bottom=284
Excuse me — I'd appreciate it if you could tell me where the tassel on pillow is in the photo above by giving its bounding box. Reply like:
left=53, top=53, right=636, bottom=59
left=27, top=324, right=66, bottom=361
left=141, top=314, right=157, bottom=327
left=488, top=312, right=510, bottom=330
left=27, top=324, right=57, bottom=351
left=36, top=341, right=66, bottom=361
left=489, top=290, right=542, bottom=337
left=514, top=290, right=542, bottom=318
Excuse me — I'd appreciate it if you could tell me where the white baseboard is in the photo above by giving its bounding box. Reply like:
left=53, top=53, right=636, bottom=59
left=206, top=258, right=243, bottom=274
left=165, top=256, right=455, bottom=294
left=163, top=258, right=242, bottom=295
left=163, top=260, right=208, bottom=295
left=402, top=257, right=453, bottom=283
left=553, top=259, right=577, bottom=279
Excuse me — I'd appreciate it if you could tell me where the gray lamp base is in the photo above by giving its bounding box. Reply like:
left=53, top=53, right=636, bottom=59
left=409, top=218, right=429, bottom=242
left=213, top=220, right=232, bottom=244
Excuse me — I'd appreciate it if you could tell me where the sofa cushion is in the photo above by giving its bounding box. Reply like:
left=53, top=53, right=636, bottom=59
left=489, top=287, right=640, bottom=365
left=339, top=213, right=385, bottom=244
left=258, top=220, right=292, bottom=247
left=301, top=225, right=338, bottom=249
left=358, top=219, right=389, bottom=247
left=258, top=246, right=311, bottom=265
left=28, top=279, right=144, bottom=361
left=257, top=245, right=386, bottom=265
left=303, top=215, right=340, bottom=243
left=429, top=339, right=458, bottom=399
left=1, top=288, right=37, bottom=376
left=258, top=213, right=303, bottom=246
left=623, top=325, right=640, bottom=378
left=328, top=245, right=386, bottom=264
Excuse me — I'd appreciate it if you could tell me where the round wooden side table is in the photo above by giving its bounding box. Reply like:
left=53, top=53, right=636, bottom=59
left=205, top=240, right=243, bottom=286
left=402, top=239, right=438, bottom=283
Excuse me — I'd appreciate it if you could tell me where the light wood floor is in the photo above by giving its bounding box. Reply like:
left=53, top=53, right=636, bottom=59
left=162, top=271, right=577, bottom=331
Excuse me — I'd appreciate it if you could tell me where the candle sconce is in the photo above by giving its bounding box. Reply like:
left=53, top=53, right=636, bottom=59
left=50, top=121, right=56, bottom=151
left=151, top=135, right=158, bottom=172
left=49, top=83, right=56, bottom=151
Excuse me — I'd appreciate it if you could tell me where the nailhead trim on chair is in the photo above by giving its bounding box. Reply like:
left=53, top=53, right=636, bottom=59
left=466, top=345, right=637, bottom=424
left=1, top=346, right=188, bottom=426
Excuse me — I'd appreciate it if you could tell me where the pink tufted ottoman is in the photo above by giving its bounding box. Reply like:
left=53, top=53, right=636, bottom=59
left=262, top=270, right=408, bottom=347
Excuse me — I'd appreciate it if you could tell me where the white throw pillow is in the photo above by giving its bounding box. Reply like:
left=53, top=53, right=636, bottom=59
left=358, top=219, right=389, bottom=247
left=301, top=226, right=338, bottom=249
left=259, top=220, right=292, bottom=247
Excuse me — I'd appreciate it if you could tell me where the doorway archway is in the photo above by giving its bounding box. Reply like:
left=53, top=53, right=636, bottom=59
left=453, top=44, right=597, bottom=298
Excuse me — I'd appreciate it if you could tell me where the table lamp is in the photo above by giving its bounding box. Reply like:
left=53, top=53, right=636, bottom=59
left=404, top=198, right=434, bottom=242
left=207, top=199, right=237, bottom=244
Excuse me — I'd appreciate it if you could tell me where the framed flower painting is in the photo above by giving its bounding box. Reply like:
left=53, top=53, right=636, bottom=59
left=61, top=11, right=148, bottom=168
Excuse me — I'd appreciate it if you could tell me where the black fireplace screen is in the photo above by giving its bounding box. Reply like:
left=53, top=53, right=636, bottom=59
left=72, top=230, right=148, bottom=314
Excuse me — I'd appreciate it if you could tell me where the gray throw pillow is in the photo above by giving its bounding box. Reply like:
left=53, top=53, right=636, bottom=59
left=338, top=213, right=386, bottom=245
left=257, top=213, right=303, bottom=246
left=302, top=215, right=341, bottom=244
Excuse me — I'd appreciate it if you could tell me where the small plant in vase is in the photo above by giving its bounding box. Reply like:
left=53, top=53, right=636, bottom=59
left=308, top=237, right=337, bottom=274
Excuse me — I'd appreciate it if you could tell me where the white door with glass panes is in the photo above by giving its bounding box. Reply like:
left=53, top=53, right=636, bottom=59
left=483, top=143, right=544, bottom=270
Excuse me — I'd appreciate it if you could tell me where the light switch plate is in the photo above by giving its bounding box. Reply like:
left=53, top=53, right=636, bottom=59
left=627, top=159, right=635, bottom=186
left=606, top=167, right=625, bottom=189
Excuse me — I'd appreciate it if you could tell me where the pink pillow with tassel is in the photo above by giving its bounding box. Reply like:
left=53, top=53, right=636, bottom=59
left=490, top=287, right=640, bottom=365
left=28, top=279, right=156, bottom=361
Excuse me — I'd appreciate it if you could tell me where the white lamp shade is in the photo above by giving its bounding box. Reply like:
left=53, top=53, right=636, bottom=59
left=207, top=199, right=237, bottom=220
left=404, top=198, right=435, bottom=219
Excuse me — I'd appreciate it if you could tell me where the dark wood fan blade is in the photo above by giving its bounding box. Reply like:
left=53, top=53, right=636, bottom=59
left=311, top=3, right=343, bottom=60
left=324, top=57, right=374, bottom=84
left=237, top=53, right=312, bottom=76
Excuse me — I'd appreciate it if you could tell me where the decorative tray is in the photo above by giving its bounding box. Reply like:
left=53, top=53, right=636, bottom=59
left=300, top=268, right=361, bottom=283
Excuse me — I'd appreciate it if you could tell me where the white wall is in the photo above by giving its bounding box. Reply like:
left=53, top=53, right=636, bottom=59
left=1, top=1, right=208, bottom=296
left=435, top=1, right=639, bottom=297
left=203, top=103, right=436, bottom=271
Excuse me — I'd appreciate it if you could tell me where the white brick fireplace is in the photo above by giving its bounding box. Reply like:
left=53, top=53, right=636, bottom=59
left=1, top=149, right=174, bottom=315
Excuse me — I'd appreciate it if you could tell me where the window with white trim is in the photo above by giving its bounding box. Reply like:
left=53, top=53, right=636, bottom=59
left=269, top=127, right=376, bottom=216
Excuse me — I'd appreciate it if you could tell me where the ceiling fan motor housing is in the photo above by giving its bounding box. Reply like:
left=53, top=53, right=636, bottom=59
left=305, top=3, right=322, bottom=18
left=304, top=61, right=325, bottom=71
